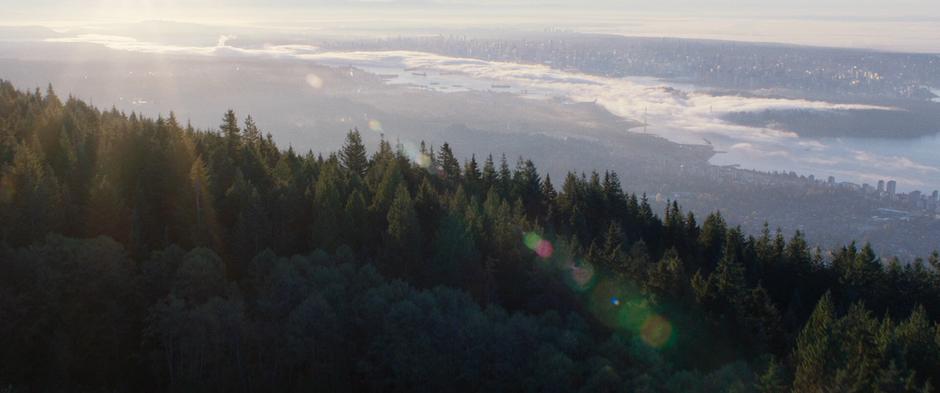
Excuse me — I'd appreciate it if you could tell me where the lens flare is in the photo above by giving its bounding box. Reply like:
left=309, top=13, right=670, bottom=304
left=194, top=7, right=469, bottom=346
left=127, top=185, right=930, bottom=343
left=398, top=140, right=432, bottom=169
left=640, top=315, right=673, bottom=348
left=305, top=73, right=324, bottom=89
left=415, top=153, right=431, bottom=168
left=523, top=232, right=541, bottom=250
left=610, top=297, right=620, bottom=306
left=535, top=240, right=554, bottom=258
left=523, top=232, right=554, bottom=259
left=568, top=261, right=595, bottom=291
left=368, top=119, right=383, bottom=132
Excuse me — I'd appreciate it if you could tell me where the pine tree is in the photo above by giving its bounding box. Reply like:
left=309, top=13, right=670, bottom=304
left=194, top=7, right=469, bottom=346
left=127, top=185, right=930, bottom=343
left=713, top=231, right=747, bottom=298
left=699, top=212, right=727, bottom=268
left=3, top=144, right=62, bottom=246
left=437, top=142, right=461, bottom=186
left=243, top=115, right=261, bottom=145
left=414, top=178, right=440, bottom=234
left=311, top=164, right=344, bottom=250
left=497, top=154, right=512, bottom=198
left=220, top=109, right=240, bottom=149
left=188, top=157, right=218, bottom=248
left=793, top=292, right=836, bottom=393
left=340, top=128, right=368, bottom=177
left=755, top=357, right=788, bottom=393
left=232, top=185, right=270, bottom=278
left=429, top=212, right=479, bottom=288
left=343, top=189, right=368, bottom=250
left=370, top=160, right=402, bottom=218
left=463, top=154, right=482, bottom=195
left=386, top=184, right=422, bottom=278
left=647, top=248, right=686, bottom=302
left=598, top=222, right=625, bottom=272
left=481, top=154, right=497, bottom=192
left=540, top=173, right=557, bottom=225
left=85, top=176, right=131, bottom=242
left=738, top=284, right=784, bottom=354
left=512, top=158, right=541, bottom=217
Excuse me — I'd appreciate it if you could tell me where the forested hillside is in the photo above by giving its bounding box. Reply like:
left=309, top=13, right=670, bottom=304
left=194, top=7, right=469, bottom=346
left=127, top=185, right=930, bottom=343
left=1, top=80, right=939, bottom=392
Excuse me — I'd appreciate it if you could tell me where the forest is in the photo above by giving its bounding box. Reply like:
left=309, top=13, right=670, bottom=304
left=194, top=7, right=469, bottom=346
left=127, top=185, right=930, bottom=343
left=1, top=79, right=939, bottom=392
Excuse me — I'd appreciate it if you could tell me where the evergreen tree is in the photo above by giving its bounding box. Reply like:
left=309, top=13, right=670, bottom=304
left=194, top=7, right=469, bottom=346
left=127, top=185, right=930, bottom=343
left=463, top=154, right=482, bottom=196
left=342, top=189, right=368, bottom=250
left=2, top=144, right=61, bottom=246
left=340, top=128, right=368, bottom=177
left=699, top=212, right=727, bottom=269
left=540, top=173, right=558, bottom=225
left=646, top=248, right=687, bottom=302
left=243, top=115, right=261, bottom=145
left=497, top=154, right=512, bottom=198
left=793, top=292, right=836, bottom=393
left=188, top=157, right=218, bottom=248
left=512, top=158, right=541, bottom=217
left=85, top=176, right=131, bottom=242
left=429, top=212, right=479, bottom=288
left=370, top=159, right=401, bottom=211
left=481, top=154, right=497, bottom=191
left=221, top=109, right=240, bottom=148
left=312, top=164, right=344, bottom=250
left=386, top=184, right=422, bottom=277
left=437, top=142, right=461, bottom=186
left=2, top=82, right=940, bottom=392
left=755, top=357, right=788, bottom=393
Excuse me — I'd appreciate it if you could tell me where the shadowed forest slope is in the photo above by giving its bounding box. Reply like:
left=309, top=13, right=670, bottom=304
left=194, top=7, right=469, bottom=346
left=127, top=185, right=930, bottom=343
left=1, top=80, right=939, bottom=392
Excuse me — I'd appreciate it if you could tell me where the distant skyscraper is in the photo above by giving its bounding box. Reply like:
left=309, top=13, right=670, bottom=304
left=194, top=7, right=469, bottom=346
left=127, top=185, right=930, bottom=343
left=887, top=180, right=897, bottom=196
left=877, top=180, right=885, bottom=193
left=932, top=190, right=939, bottom=201
left=827, top=176, right=835, bottom=185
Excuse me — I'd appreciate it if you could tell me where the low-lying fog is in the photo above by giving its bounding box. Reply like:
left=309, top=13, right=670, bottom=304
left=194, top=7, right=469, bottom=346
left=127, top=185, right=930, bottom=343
left=3, top=28, right=938, bottom=191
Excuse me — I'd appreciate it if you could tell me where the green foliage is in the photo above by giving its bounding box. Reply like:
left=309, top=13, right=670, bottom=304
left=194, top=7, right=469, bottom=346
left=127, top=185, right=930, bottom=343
left=340, top=128, right=368, bottom=177
left=1, top=81, right=939, bottom=391
left=385, top=183, right=422, bottom=277
left=755, top=357, right=788, bottom=393
left=793, top=292, right=837, bottom=393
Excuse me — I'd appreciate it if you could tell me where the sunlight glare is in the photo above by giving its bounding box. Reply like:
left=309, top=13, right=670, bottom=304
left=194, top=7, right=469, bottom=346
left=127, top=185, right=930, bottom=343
left=305, top=73, right=324, bottom=89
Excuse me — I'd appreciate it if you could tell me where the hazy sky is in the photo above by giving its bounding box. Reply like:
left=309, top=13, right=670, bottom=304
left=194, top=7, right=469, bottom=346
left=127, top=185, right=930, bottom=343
left=4, top=1, right=940, bottom=52
left=8, top=0, right=940, bottom=22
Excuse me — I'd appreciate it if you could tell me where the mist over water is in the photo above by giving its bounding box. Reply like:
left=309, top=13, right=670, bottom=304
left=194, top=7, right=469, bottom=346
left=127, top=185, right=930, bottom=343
left=334, top=52, right=940, bottom=191
left=25, top=32, right=940, bottom=191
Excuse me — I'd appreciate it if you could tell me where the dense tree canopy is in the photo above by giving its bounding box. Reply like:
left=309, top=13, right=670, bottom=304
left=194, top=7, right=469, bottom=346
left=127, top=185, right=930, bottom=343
left=1, top=80, right=939, bottom=392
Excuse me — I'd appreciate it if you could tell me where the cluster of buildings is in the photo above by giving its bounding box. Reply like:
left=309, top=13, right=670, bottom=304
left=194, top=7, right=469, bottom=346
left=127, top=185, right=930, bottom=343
left=687, top=162, right=940, bottom=218
left=342, top=35, right=940, bottom=101
left=829, top=176, right=940, bottom=215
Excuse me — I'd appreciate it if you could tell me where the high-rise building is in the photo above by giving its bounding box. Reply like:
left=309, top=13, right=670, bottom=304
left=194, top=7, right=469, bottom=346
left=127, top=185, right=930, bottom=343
left=827, top=176, right=835, bottom=185
left=877, top=180, right=885, bottom=193
left=932, top=190, right=939, bottom=201
left=886, top=180, right=897, bottom=196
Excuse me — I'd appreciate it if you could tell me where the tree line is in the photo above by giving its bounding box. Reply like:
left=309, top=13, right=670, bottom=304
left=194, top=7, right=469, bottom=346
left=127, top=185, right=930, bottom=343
left=1, top=80, right=939, bottom=392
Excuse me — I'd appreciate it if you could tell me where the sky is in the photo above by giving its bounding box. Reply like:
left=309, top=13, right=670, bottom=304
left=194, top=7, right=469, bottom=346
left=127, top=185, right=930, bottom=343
left=6, top=0, right=939, bottom=17
left=4, top=1, right=939, bottom=52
